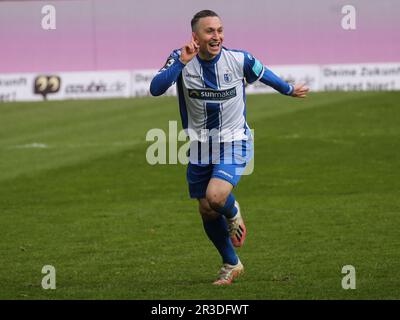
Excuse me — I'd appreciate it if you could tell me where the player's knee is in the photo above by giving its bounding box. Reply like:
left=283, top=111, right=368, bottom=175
left=206, top=191, right=227, bottom=211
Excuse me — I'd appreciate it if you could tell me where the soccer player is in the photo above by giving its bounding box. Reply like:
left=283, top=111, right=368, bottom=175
left=150, top=10, right=309, bottom=285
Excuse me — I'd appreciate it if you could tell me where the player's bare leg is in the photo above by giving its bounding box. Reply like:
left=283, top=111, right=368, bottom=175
left=198, top=197, right=219, bottom=221
left=205, top=178, right=233, bottom=211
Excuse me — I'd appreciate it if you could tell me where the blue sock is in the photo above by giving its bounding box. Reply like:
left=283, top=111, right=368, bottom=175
left=215, top=193, right=238, bottom=219
left=202, top=215, right=238, bottom=265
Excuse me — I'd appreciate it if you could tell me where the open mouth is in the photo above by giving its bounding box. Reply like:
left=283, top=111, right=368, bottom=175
left=209, top=42, right=221, bottom=50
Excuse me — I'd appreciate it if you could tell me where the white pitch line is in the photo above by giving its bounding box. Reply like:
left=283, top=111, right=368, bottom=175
left=13, top=143, right=49, bottom=149
left=7, top=141, right=143, bottom=150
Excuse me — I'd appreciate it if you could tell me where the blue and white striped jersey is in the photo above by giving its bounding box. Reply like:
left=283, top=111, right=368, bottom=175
left=150, top=47, right=293, bottom=142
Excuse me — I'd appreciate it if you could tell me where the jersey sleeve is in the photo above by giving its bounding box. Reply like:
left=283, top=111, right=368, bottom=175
left=150, top=49, right=185, bottom=96
left=243, top=51, right=265, bottom=84
left=259, top=67, right=294, bottom=96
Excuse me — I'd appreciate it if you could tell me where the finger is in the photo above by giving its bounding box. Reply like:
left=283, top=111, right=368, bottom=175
left=295, top=91, right=307, bottom=98
left=191, top=39, right=199, bottom=49
left=192, top=34, right=200, bottom=45
left=298, top=86, right=309, bottom=93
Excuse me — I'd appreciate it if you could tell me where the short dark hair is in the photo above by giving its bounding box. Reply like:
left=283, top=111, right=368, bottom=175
left=191, top=10, right=219, bottom=31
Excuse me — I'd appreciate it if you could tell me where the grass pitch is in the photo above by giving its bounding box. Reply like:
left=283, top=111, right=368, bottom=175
left=0, top=91, right=399, bottom=299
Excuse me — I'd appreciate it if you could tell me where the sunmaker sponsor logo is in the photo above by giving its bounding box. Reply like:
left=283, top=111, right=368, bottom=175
left=188, top=87, right=237, bottom=101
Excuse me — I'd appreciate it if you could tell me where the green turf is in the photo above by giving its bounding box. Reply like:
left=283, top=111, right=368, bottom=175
left=0, top=92, right=399, bottom=299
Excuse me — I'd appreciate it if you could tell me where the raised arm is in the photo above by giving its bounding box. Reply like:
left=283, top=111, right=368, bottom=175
left=150, top=51, right=185, bottom=96
left=150, top=37, right=200, bottom=96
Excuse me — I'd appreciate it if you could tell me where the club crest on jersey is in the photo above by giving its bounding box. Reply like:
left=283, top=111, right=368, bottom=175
left=223, top=72, right=233, bottom=83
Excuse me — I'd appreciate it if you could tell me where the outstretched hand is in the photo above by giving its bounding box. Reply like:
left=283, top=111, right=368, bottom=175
left=291, top=83, right=309, bottom=98
left=179, top=35, right=200, bottom=65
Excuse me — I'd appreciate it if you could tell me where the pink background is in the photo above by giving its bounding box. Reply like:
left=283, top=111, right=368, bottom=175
left=1, top=0, right=399, bottom=73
